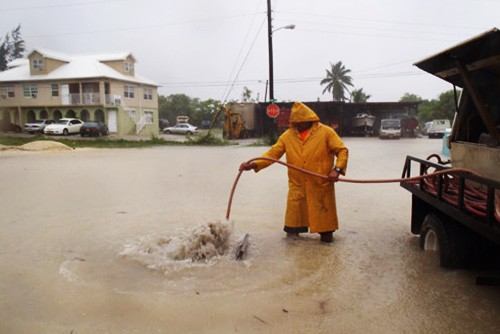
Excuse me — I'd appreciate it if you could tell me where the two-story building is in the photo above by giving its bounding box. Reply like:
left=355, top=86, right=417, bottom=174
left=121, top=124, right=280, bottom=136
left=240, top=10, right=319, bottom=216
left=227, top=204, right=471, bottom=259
left=0, top=47, right=160, bottom=136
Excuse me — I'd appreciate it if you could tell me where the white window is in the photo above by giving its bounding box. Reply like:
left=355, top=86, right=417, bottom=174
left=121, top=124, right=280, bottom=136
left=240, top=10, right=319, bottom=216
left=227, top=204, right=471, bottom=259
left=51, top=84, right=59, bottom=97
left=113, top=95, right=121, bottom=106
left=0, top=85, right=15, bottom=98
left=143, top=87, right=153, bottom=100
left=124, top=85, right=135, bottom=98
left=124, top=61, right=134, bottom=72
left=144, top=111, right=153, bottom=123
left=127, top=109, right=136, bottom=120
left=32, top=59, right=44, bottom=70
left=23, top=84, right=38, bottom=98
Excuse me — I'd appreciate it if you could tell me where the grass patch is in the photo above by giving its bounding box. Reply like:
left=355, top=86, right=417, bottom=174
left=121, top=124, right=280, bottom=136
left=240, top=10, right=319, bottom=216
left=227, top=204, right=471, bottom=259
left=186, top=133, right=231, bottom=145
left=0, top=133, right=235, bottom=149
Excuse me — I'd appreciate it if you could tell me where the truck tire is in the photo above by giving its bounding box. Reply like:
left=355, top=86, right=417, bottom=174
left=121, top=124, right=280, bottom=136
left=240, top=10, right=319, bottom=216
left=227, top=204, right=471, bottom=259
left=420, top=214, right=472, bottom=269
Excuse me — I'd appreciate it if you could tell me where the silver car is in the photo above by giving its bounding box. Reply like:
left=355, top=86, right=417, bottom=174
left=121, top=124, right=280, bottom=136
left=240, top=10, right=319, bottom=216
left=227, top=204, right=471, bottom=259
left=163, top=123, right=198, bottom=135
left=25, top=119, right=54, bottom=134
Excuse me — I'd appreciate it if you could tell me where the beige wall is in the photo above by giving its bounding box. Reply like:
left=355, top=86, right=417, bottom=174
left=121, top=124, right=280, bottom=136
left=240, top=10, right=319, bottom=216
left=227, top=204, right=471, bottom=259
left=101, top=56, right=135, bottom=76
left=107, top=80, right=158, bottom=109
left=0, top=78, right=159, bottom=137
left=0, top=80, right=158, bottom=110
left=28, top=51, right=67, bottom=76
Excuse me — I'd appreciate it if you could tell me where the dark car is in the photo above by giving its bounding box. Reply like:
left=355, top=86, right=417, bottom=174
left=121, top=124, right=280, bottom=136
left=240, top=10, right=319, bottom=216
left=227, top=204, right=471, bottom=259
left=159, top=118, right=170, bottom=130
left=0, top=119, right=22, bottom=133
left=80, top=121, right=109, bottom=137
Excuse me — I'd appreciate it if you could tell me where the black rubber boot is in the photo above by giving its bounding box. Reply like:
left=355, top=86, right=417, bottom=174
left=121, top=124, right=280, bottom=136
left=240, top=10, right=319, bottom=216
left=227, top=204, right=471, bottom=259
left=320, top=232, right=333, bottom=243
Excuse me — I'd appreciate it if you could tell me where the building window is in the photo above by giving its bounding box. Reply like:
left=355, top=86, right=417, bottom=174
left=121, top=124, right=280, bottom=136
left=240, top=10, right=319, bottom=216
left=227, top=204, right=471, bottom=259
left=124, top=61, right=134, bottom=72
left=144, top=111, right=154, bottom=123
left=143, top=87, right=153, bottom=100
left=51, top=84, right=59, bottom=97
left=0, top=85, right=15, bottom=98
left=124, top=85, right=135, bottom=98
left=23, top=84, right=38, bottom=98
left=32, top=59, right=44, bottom=70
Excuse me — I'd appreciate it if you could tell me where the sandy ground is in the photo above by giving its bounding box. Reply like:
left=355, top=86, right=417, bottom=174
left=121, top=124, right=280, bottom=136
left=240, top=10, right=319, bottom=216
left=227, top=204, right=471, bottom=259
left=0, top=137, right=499, bottom=333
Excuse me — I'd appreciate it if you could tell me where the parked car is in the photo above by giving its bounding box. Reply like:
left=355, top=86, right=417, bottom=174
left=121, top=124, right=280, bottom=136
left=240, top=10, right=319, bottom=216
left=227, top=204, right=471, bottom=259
left=0, top=119, right=22, bottom=133
left=163, top=123, right=198, bottom=135
left=80, top=121, right=109, bottom=137
left=43, top=118, right=84, bottom=135
left=24, top=119, right=54, bottom=134
left=201, top=120, right=211, bottom=129
left=159, top=118, right=170, bottom=131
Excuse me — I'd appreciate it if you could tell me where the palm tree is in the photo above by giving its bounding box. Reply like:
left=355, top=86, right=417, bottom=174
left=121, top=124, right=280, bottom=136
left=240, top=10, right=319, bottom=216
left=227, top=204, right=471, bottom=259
left=320, top=61, right=353, bottom=102
left=351, top=88, right=371, bottom=102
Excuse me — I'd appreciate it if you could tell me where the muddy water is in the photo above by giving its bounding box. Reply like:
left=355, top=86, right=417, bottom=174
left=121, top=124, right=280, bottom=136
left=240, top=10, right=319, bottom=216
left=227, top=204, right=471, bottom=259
left=1, top=138, right=499, bottom=333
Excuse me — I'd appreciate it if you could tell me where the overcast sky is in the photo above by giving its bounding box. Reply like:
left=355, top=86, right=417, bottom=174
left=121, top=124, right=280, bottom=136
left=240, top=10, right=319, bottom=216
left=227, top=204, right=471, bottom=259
left=1, top=0, right=499, bottom=103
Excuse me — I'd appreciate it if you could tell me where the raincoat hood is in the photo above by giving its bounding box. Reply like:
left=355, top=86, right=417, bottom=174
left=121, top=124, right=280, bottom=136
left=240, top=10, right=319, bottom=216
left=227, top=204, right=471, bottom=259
left=289, top=102, right=320, bottom=123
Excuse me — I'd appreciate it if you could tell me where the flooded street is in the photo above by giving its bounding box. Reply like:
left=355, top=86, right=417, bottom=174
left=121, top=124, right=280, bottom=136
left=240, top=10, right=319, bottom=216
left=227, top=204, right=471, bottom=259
left=1, top=137, right=499, bottom=333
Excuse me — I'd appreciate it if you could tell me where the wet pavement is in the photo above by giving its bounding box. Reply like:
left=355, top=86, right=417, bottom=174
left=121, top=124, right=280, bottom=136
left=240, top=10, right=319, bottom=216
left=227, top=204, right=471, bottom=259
left=0, top=137, right=499, bottom=333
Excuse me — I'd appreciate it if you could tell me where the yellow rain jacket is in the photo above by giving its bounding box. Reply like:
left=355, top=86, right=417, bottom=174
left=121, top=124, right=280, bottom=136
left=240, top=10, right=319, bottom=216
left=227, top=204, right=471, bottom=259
left=254, top=102, right=348, bottom=233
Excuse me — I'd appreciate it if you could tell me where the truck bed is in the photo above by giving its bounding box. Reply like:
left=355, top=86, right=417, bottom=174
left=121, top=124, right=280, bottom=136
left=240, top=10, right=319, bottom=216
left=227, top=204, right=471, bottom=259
left=400, top=155, right=500, bottom=245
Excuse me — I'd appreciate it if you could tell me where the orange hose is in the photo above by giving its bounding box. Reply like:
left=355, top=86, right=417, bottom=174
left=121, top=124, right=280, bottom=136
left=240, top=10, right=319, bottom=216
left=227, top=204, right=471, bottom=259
left=225, top=156, right=480, bottom=220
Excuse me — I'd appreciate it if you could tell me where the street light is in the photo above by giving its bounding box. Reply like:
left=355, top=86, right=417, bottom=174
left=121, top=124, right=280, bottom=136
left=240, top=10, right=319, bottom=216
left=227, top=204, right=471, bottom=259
left=267, top=0, right=295, bottom=102
left=273, top=24, right=296, bottom=33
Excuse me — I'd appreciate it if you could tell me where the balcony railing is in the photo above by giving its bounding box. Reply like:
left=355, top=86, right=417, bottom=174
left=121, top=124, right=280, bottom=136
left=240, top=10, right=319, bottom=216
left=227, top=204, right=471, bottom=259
left=63, top=93, right=101, bottom=105
left=83, top=93, right=100, bottom=104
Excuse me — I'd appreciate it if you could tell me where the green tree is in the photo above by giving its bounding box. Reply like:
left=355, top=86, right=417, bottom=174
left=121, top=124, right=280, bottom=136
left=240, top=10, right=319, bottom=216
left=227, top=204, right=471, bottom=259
left=351, top=88, right=371, bottom=102
left=399, top=92, right=423, bottom=103
left=159, top=94, right=222, bottom=126
left=320, top=61, right=353, bottom=102
left=0, top=38, right=10, bottom=71
left=401, top=90, right=459, bottom=127
left=416, top=100, right=435, bottom=124
left=196, top=99, right=221, bottom=121
left=242, top=86, right=253, bottom=102
left=0, top=25, right=25, bottom=71
left=158, top=94, right=196, bottom=124
left=9, top=25, right=25, bottom=61
left=433, top=90, right=458, bottom=121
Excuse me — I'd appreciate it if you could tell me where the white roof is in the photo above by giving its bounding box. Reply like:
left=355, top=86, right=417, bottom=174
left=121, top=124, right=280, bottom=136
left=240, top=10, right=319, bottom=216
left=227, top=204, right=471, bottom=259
left=7, top=59, right=29, bottom=69
left=0, top=48, right=158, bottom=87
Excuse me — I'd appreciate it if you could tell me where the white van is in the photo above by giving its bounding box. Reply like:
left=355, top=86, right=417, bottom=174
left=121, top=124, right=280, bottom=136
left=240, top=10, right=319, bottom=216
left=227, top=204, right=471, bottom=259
left=427, top=119, right=451, bottom=138
left=379, top=119, right=401, bottom=139
left=176, top=115, right=189, bottom=124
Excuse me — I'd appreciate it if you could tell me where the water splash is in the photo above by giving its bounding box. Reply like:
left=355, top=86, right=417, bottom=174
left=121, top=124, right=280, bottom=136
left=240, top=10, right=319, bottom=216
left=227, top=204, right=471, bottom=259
left=120, top=221, right=235, bottom=272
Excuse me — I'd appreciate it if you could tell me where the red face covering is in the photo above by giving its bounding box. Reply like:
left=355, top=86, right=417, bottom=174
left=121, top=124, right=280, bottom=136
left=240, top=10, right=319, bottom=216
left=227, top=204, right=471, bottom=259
left=300, top=128, right=310, bottom=141
left=295, top=122, right=313, bottom=140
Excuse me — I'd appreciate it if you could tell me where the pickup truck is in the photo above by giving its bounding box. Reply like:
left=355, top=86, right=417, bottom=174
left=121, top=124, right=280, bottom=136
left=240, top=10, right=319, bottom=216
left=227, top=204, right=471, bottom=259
left=427, top=119, right=451, bottom=138
left=400, top=28, right=500, bottom=270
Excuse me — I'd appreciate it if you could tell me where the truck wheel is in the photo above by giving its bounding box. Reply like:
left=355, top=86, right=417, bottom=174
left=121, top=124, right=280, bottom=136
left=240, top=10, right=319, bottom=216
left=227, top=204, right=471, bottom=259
left=420, top=214, right=471, bottom=269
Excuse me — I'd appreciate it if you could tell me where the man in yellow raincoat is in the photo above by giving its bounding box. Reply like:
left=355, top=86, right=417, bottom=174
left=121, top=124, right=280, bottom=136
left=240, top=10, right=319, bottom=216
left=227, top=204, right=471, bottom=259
left=240, top=101, right=348, bottom=243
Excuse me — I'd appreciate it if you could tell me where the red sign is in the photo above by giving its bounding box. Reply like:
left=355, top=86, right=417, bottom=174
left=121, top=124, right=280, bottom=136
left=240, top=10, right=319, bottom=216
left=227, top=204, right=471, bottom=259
left=266, top=103, right=280, bottom=118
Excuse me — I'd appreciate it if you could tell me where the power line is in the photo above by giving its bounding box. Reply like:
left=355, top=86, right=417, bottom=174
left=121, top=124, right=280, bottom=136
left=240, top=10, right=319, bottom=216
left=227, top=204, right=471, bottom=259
left=220, top=18, right=266, bottom=103
left=277, top=10, right=488, bottom=32
left=220, top=2, right=264, bottom=102
left=159, top=71, right=425, bottom=88
left=298, top=28, right=457, bottom=43
left=275, top=18, right=465, bottom=39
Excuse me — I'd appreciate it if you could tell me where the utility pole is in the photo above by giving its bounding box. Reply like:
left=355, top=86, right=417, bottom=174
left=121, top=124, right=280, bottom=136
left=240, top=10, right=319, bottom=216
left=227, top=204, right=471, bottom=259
left=267, top=0, right=274, bottom=102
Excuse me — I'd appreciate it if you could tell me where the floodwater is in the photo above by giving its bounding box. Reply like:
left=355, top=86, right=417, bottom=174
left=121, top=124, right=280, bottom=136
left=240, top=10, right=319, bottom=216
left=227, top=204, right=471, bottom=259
left=1, top=138, right=499, bottom=333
